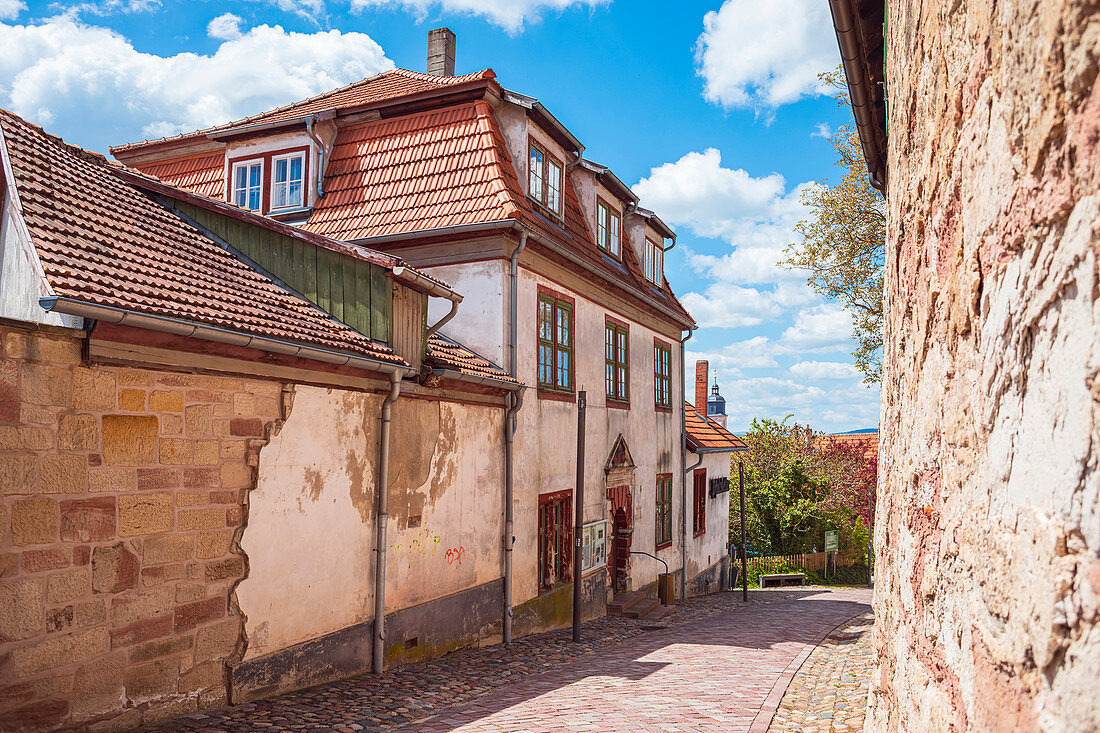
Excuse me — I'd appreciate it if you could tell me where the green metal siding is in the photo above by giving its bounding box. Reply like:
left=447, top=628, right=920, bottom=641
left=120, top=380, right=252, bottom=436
left=170, top=201, right=391, bottom=345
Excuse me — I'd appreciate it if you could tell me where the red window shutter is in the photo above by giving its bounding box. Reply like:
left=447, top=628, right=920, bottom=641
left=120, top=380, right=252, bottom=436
left=693, top=469, right=707, bottom=536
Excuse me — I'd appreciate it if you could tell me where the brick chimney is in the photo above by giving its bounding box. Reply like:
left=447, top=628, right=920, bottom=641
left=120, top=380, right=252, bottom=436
left=427, top=28, right=456, bottom=77
left=695, top=360, right=708, bottom=413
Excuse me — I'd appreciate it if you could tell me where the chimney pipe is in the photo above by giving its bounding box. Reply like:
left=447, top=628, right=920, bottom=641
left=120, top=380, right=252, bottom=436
left=427, top=28, right=456, bottom=77
left=695, top=360, right=708, bottom=414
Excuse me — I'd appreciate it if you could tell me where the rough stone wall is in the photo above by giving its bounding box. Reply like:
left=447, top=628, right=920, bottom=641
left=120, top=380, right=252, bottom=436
left=871, top=1, right=1099, bottom=730
left=0, top=321, right=285, bottom=731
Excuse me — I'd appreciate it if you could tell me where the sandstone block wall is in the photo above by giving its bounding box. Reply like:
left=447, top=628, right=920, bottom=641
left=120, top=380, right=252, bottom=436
left=872, top=1, right=1099, bottom=730
left=0, top=321, right=285, bottom=731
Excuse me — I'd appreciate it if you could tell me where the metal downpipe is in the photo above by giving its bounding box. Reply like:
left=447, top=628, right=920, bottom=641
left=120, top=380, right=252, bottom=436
left=503, top=231, right=528, bottom=644
left=372, top=372, right=403, bottom=674
left=678, top=327, right=695, bottom=601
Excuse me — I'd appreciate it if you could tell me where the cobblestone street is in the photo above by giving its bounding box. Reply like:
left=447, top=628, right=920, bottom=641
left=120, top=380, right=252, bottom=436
left=769, top=611, right=874, bottom=732
left=145, top=587, right=871, bottom=733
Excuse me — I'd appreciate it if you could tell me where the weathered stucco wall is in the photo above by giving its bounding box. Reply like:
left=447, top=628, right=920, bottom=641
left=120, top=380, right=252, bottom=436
left=872, top=1, right=1100, bottom=730
left=685, top=450, right=732, bottom=593
left=513, top=267, right=684, bottom=607
left=0, top=320, right=284, bottom=731
left=238, top=385, right=504, bottom=670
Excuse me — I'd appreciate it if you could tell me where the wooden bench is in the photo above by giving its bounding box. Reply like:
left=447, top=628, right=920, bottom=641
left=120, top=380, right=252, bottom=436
left=759, top=572, right=806, bottom=588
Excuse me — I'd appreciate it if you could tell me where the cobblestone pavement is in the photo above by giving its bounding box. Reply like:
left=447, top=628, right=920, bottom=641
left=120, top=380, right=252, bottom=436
left=768, top=611, right=874, bottom=733
left=145, top=587, right=871, bottom=733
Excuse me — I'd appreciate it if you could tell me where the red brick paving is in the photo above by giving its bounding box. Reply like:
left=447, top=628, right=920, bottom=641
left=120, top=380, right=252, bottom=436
left=143, top=588, right=870, bottom=732
left=403, top=588, right=871, bottom=733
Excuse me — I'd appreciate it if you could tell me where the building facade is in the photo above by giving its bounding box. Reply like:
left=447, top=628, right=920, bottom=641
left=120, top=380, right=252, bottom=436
left=829, top=0, right=1100, bottom=729
left=0, top=31, right=730, bottom=729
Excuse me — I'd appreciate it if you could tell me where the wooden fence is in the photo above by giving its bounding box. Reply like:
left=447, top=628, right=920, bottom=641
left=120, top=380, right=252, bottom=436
left=732, top=549, right=866, bottom=578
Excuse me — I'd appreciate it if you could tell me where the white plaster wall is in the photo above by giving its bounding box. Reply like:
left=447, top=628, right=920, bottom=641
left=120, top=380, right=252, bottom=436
left=238, top=387, right=379, bottom=660
left=511, top=267, right=686, bottom=603
left=686, top=451, right=734, bottom=585
left=239, top=385, right=505, bottom=661
left=423, top=259, right=507, bottom=367
left=0, top=187, right=79, bottom=328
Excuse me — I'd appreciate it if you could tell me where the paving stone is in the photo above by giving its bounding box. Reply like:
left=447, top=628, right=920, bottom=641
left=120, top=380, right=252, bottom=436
left=138, top=588, right=871, bottom=733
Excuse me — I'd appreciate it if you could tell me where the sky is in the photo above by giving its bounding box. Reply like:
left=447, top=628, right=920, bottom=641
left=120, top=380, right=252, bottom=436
left=0, top=0, right=880, bottom=433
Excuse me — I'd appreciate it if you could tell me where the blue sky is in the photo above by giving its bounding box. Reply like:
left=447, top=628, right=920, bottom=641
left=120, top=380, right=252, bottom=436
left=0, top=0, right=880, bottom=433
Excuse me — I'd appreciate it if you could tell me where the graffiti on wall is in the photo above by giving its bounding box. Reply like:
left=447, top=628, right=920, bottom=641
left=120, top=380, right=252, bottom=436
left=390, top=526, right=459, bottom=570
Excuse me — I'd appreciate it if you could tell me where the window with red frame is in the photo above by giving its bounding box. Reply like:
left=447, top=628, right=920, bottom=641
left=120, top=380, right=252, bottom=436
left=538, top=490, right=573, bottom=591
left=693, top=468, right=707, bottom=537
left=655, top=475, right=673, bottom=549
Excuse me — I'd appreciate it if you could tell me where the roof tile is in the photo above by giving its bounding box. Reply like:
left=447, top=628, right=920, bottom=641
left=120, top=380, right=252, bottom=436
left=685, top=402, right=747, bottom=452
left=1, top=109, right=404, bottom=366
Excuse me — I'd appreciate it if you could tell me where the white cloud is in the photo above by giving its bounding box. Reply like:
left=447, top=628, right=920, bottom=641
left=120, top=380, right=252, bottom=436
left=694, top=0, right=838, bottom=110
left=634, top=148, right=818, bottom=293
left=207, top=13, right=243, bottom=41
left=0, top=16, right=394, bottom=150
left=681, top=284, right=784, bottom=329
left=811, top=122, right=832, bottom=139
left=781, top=304, right=852, bottom=349
left=57, top=0, right=160, bottom=17
left=350, top=0, right=610, bottom=33
left=683, top=351, right=879, bottom=432
left=0, top=0, right=26, bottom=20
left=789, top=360, right=861, bottom=380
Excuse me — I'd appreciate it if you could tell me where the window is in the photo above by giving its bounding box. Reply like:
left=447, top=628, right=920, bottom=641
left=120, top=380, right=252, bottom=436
left=232, top=160, right=262, bottom=211
left=605, top=319, right=629, bottom=404
left=596, top=199, right=621, bottom=259
left=581, top=520, right=607, bottom=574
left=644, top=238, right=664, bottom=284
left=654, top=341, right=671, bottom=408
left=655, top=475, right=673, bottom=549
left=693, top=469, right=707, bottom=537
left=271, top=152, right=304, bottom=209
left=538, top=490, right=573, bottom=591
left=537, top=291, right=573, bottom=393
left=528, top=141, right=563, bottom=215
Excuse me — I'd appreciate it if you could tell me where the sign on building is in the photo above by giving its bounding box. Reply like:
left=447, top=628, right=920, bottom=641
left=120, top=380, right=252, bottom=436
left=581, top=520, right=607, bottom=574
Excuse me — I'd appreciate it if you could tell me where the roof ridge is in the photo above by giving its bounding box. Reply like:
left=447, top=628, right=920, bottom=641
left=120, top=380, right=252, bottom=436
left=111, top=67, right=496, bottom=153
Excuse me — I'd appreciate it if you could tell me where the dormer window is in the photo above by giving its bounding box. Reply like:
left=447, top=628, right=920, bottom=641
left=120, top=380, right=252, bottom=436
left=644, top=238, right=663, bottom=284
left=232, top=160, right=262, bottom=211
left=271, top=152, right=305, bottom=210
left=528, top=140, right=562, bottom=215
left=596, top=199, right=621, bottom=259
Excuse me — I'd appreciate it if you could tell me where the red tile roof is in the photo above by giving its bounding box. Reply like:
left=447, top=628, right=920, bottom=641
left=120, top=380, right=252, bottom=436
left=685, top=402, right=747, bottom=452
left=111, top=69, right=496, bottom=154
left=111, top=67, right=691, bottom=325
left=138, top=152, right=225, bottom=199
left=304, top=101, right=518, bottom=239
left=0, top=109, right=404, bottom=367
left=426, top=333, right=517, bottom=385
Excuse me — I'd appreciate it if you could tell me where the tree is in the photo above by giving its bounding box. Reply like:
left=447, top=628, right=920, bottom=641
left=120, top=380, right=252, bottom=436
left=736, top=417, right=827, bottom=554
left=783, top=67, right=886, bottom=383
left=732, top=416, right=877, bottom=559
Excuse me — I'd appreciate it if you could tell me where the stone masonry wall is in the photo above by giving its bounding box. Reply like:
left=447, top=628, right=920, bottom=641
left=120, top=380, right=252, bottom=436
left=0, top=321, right=286, bottom=731
left=872, top=1, right=1099, bottom=731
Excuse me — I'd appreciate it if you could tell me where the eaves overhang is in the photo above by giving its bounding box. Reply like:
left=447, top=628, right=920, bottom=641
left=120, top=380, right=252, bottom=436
left=828, top=0, right=888, bottom=193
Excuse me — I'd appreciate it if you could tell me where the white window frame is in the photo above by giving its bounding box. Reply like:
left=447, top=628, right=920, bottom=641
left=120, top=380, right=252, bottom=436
left=231, top=159, right=263, bottom=212
left=270, top=152, right=306, bottom=211
left=596, top=199, right=621, bottom=259
left=644, top=238, right=664, bottom=284
left=528, top=140, right=563, bottom=216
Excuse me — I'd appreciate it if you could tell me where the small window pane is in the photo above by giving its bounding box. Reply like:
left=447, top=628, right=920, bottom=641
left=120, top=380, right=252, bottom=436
left=529, top=145, right=544, bottom=202
left=609, top=212, right=621, bottom=257
left=547, top=159, right=561, bottom=213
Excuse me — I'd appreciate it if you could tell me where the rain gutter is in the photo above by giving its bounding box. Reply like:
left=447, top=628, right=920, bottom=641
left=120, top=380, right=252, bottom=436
left=38, top=297, right=414, bottom=378
left=372, top=371, right=403, bottom=674
left=827, top=0, right=887, bottom=192
left=679, top=326, right=696, bottom=601
left=503, top=230, right=528, bottom=644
